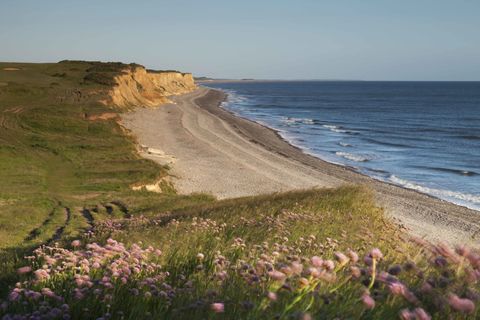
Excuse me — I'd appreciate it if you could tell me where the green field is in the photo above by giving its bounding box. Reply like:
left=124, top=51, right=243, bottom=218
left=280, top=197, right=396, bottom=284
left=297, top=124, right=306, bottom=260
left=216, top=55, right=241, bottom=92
left=0, top=62, right=479, bottom=319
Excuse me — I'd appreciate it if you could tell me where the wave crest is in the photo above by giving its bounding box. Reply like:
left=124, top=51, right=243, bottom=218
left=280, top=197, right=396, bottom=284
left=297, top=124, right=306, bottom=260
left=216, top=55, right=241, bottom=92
left=389, top=175, right=480, bottom=206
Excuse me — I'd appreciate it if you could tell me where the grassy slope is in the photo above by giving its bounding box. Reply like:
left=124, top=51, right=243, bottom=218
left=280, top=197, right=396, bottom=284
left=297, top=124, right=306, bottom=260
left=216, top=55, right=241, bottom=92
left=0, top=62, right=478, bottom=319
left=0, top=62, right=213, bottom=281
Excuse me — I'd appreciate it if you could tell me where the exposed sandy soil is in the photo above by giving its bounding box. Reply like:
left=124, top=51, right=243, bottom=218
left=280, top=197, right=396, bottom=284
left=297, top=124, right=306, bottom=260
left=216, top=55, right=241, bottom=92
left=86, top=112, right=119, bottom=121
left=122, top=87, right=480, bottom=245
left=2, top=67, right=20, bottom=71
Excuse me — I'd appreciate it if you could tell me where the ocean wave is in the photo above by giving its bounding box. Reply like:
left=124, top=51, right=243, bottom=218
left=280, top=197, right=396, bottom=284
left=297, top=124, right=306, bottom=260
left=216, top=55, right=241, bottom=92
left=322, top=124, right=347, bottom=133
left=281, top=117, right=316, bottom=125
left=335, top=152, right=372, bottom=162
left=322, top=124, right=359, bottom=135
left=389, top=175, right=480, bottom=206
left=413, top=166, right=478, bottom=177
left=338, top=142, right=352, bottom=147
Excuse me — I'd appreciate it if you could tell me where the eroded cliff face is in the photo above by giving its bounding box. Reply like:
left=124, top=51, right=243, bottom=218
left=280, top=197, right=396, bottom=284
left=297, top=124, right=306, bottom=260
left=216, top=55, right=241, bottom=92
left=103, top=67, right=196, bottom=109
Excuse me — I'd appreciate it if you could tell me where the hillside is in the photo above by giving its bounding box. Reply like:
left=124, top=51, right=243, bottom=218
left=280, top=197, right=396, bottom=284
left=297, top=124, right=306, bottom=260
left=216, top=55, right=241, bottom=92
left=0, top=62, right=479, bottom=319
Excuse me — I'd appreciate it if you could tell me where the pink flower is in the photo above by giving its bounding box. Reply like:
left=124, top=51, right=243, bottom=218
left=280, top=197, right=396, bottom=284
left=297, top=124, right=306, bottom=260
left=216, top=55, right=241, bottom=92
left=370, top=248, right=383, bottom=260
left=447, top=294, right=475, bottom=314
left=347, top=250, right=359, bottom=264
left=41, top=288, right=57, bottom=299
left=34, top=269, right=50, bottom=281
left=71, top=240, right=81, bottom=247
left=311, top=256, right=323, bottom=267
left=268, top=270, right=287, bottom=282
left=323, top=260, right=335, bottom=271
left=389, top=282, right=406, bottom=296
left=291, top=261, right=303, bottom=275
left=362, top=293, right=375, bottom=309
left=211, top=302, right=224, bottom=313
left=350, top=266, right=361, bottom=279
left=414, top=308, right=431, bottom=320
left=17, top=266, right=32, bottom=275
left=399, top=309, right=414, bottom=320
left=267, top=291, right=277, bottom=301
left=334, top=252, right=349, bottom=265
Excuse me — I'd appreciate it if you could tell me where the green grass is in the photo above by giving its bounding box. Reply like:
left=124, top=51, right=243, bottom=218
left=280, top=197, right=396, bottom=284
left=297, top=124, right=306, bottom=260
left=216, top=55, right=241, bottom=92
left=0, top=61, right=212, bottom=250
left=1, top=62, right=479, bottom=319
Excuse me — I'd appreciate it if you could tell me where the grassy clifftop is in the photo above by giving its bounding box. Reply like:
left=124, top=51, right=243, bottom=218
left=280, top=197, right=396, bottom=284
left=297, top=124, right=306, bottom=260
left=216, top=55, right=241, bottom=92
left=0, top=61, right=204, bottom=250
left=1, top=62, right=479, bottom=319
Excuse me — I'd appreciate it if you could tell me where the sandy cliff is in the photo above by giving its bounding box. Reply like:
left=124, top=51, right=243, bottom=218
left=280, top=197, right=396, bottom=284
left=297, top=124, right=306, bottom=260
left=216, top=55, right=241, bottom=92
left=105, top=67, right=196, bottom=108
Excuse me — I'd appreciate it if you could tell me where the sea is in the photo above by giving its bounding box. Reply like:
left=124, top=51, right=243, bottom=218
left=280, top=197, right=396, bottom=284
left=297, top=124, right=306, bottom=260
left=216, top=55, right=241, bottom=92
left=206, top=81, right=480, bottom=211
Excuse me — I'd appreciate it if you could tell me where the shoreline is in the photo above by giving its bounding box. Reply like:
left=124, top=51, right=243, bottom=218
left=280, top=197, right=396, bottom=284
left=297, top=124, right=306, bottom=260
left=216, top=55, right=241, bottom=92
left=122, top=87, right=480, bottom=245
left=210, top=87, right=479, bottom=212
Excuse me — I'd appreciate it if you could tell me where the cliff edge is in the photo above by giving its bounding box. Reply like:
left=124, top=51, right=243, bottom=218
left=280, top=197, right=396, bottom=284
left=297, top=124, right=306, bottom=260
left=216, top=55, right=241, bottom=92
left=104, top=66, right=196, bottom=108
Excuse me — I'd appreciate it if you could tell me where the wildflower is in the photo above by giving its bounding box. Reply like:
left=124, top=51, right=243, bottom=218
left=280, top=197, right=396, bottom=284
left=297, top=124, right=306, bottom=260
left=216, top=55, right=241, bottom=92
left=362, top=293, right=375, bottom=309
left=144, top=291, right=152, bottom=298
left=389, top=282, right=406, bottom=296
left=267, top=291, right=277, bottom=301
left=455, top=245, right=470, bottom=257
left=311, top=256, right=323, bottom=267
left=268, top=270, right=287, bottom=282
left=399, top=309, right=414, bottom=320
left=350, top=266, right=361, bottom=279
left=34, top=269, right=50, bottom=281
left=17, top=266, right=32, bottom=275
left=447, top=294, right=475, bottom=314
left=347, top=250, right=359, bottom=264
left=291, top=261, right=303, bottom=275
left=334, top=252, right=349, bottom=266
left=196, top=253, right=205, bottom=261
left=211, top=302, right=224, bottom=313
left=41, top=288, right=57, bottom=299
left=71, top=240, right=81, bottom=248
left=323, top=260, right=335, bottom=271
left=8, top=289, right=21, bottom=302
left=414, top=308, right=431, bottom=320
left=370, top=248, right=383, bottom=260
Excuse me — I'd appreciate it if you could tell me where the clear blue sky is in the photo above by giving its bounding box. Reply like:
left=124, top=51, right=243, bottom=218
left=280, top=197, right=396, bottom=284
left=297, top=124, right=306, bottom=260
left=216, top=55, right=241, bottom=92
left=1, top=0, right=479, bottom=80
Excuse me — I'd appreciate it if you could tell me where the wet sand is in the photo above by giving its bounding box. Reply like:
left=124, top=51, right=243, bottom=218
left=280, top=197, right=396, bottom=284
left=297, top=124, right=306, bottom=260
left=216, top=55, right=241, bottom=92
left=122, top=87, right=480, bottom=245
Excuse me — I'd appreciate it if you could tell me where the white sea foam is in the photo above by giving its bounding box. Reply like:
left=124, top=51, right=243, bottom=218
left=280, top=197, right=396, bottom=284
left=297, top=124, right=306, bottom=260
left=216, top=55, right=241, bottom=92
left=335, top=152, right=371, bottom=162
left=339, top=142, right=352, bottom=147
left=389, top=175, right=480, bottom=207
left=323, top=124, right=348, bottom=133
left=281, top=117, right=315, bottom=125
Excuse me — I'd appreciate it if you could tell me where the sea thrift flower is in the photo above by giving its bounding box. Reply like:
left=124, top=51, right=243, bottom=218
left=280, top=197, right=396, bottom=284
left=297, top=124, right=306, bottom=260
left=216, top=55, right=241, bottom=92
left=414, top=308, right=431, bottom=320
left=291, top=261, right=303, bottom=275
left=268, top=270, right=286, bottom=282
left=370, top=248, right=383, bottom=260
left=311, top=256, right=323, bottom=267
left=267, top=291, right=277, bottom=301
left=17, top=266, right=32, bottom=275
left=399, top=309, right=414, bottom=320
left=211, top=302, right=224, bottom=313
left=34, top=269, right=50, bottom=281
left=389, top=282, right=406, bottom=296
left=196, top=253, right=205, bottom=261
left=347, top=250, right=359, bottom=264
left=71, top=240, right=81, bottom=247
left=323, top=260, right=335, bottom=271
left=362, top=293, right=375, bottom=309
left=334, top=252, right=349, bottom=266
left=350, top=266, right=361, bottom=279
left=447, top=294, right=475, bottom=314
